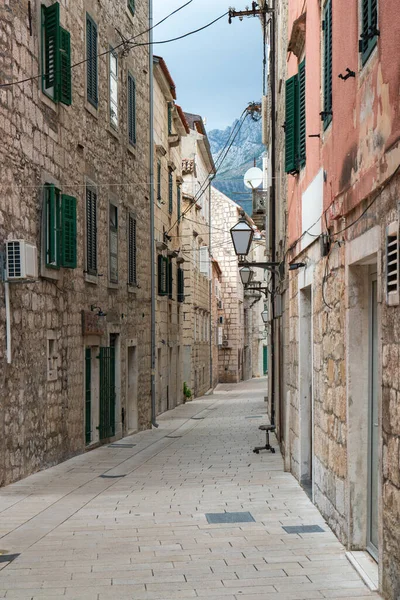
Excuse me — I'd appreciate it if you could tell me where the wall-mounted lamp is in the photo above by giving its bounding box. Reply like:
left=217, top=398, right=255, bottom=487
left=90, top=305, right=107, bottom=317
left=289, top=262, right=306, bottom=271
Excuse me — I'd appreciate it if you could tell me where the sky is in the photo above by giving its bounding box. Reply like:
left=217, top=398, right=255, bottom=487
left=152, top=0, right=264, bottom=132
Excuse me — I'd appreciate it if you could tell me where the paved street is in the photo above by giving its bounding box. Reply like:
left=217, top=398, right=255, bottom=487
left=0, top=378, right=381, bottom=600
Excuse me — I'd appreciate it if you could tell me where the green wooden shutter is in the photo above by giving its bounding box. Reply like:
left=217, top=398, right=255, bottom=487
left=45, top=184, right=61, bottom=268
left=128, top=214, right=137, bottom=286
left=86, top=187, right=97, bottom=275
left=86, top=15, right=98, bottom=107
left=128, top=0, right=135, bottom=15
left=177, top=267, right=184, bottom=302
left=128, top=73, right=136, bottom=145
left=61, top=194, right=77, bottom=268
left=177, top=185, right=181, bottom=221
left=168, top=169, right=173, bottom=214
left=285, top=75, right=298, bottom=173
left=168, top=103, right=172, bottom=134
left=298, top=60, right=306, bottom=168
left=85, top=347, right=92, bottom=445
left=168, top=259, right=173, bottom=299
left=98, top=346, right=116, bottom=440
left=323, top=0, right=332, bottom=129
left=109, top=204, right=118, bottom=283
left=59, top=28, right=72, bottom=105
left=157, top=160, right=162, bottom=201
left=158, top=255, right=167, bottom=296
left=360, top=0, right=378, bottom=64
left=43, top=3, right=60, bottom=91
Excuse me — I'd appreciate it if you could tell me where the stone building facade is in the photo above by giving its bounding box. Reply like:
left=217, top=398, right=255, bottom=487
left=272, top=0, right=400, bottom=595
left=211, top=258, right=222, bottom=389
left=180, top=113, right=215, bottom=399
left=153, top=55, right=189, bottom=414
left=0, top=0, right=151, bottom=486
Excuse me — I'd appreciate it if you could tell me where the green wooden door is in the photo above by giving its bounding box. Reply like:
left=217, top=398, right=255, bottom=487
left=85, top=348, right=92, bottom=445
left=98, top=346, right=116, bottom=440
left=263, top=346, right=268, bottom=375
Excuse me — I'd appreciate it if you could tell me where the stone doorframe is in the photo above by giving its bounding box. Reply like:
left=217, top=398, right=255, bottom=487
left=345, top=226, right=382, bottom=569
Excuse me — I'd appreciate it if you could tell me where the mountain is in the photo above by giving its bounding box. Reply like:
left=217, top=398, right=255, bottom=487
left=208, top=116, right=265, bottom=215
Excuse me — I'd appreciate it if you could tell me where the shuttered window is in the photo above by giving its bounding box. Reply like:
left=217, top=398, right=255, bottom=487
left=360, top=0, right=378, bottom=64
left=168, top=259, right=173, bottom=299
left=168, top=169, right=173, bottom=214
left=177, top=267, right=184, bottom=302
left=86, top=186, right=97, bottom=275
left=157, top=160, right=162, bottom=202
left=86, top=14, right=98, bottom=107
left=158, top=255, right=168, bottom=296
left=323, top=0, right=332, bottom=129
left=128, top=73, right=136, bottom=145
left=128, top=214, right=137, bottom=286
left=168, top=103, right=172, bottom=135
left=298, top=60, right=306, bottom=167
left=61, top=194, right=77, bottom=268
left=41, top=3, right=72, bottom=105
left=386, top=222, right=399, bottom=306
left=109, top=50, right=118, bottom=128
left=109, top=204, right=118, bottom=283
left=177, top=185, right=181, bottom=221
left=200, top=246, right=209, bottom=277
left=128, top=0, right=135, bottom=15
left=285, top=75, right=299, bottom=174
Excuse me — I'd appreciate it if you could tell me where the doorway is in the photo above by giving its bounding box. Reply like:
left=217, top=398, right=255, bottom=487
left=127, top=346, right=138, bottom=433
left=367, top=272, right=379, bottom=559
left=299, top=285, right=313, bottom=499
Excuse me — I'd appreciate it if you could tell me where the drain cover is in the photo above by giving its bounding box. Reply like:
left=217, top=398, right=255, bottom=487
left=245, top=416, right=263, bottom=419
left=166, top=435, right=182, bottom=439
left=108, top=443, right=136, bottom=448
left=0, top=554, right=20, bottom=563
left=99, top=474, right=126, bottom=479
left=282, top=525, right=325, bottom=534
left=191, top=417, right=205, bottom=420
left=206, top=512, right=255, bottom=524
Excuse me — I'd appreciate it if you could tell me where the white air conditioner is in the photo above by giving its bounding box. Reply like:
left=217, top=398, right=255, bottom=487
left=6, top=240, right=38, bottom=280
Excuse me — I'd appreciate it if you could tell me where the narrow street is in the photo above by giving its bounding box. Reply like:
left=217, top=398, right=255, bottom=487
left=0, top=379, right=380, bottom=600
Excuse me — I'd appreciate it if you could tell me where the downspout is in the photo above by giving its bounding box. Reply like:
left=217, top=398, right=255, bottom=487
left=269, top=0, right=276, bottom=427
left=208, top=175, right=215, bottom=390
left=149, top=0, right=158, bottom=427
left=5, top=279, right=11, bottom=364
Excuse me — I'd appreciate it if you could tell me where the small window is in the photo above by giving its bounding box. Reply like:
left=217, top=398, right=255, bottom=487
left=360, top=0, right=378, bottom=65
left=109, top=204, right=118, bottom=283
left=177, top=184, right=181, bottom=221
left=128, top=0, right=135, bottom=15
left=128, top=73, right=136, bottom=145
left=177, top=266, right=184, bottom=302
left=386, top=222, right=399, bottom=306
left=47, top=332, right=59, bottom=381
left=158, top=255, right=168, bottom=296
left=86, top=14, right=98, bottom=107
left=128, top=213, right=137, bottom=286
left=168, top=169, right=173, bottom=214
left=44, top=184, right=77, bottom=269
left=86, top=186, right=97, bottom=275
left=109, top=50, right=118, bottom=128
left=41, top=2, right=72, bottom=105
left=323, top=0, right=332, bottom=129
left=168, top=258, right=173, bottom=300
left=200, top=246, right=210, bottom=277
left=157, top=160, right=162, bottom=202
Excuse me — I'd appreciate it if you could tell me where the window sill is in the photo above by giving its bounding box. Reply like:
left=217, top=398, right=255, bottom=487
left=85, top=101, right=98, bottom=120
left=126, top=7, right=135, bottom=23
left=128, top=285, right=138, bottom=295
left=127, top=142, right=137, bottom=158
left=359, top=44, right=378, bottom=80
left=108, top=281, right=119, bottom=290
left=85, top=273, right=98, bottom=285
left=108, top=125, right=120, bottom=142
left=41, top=266, right=60, bottom=281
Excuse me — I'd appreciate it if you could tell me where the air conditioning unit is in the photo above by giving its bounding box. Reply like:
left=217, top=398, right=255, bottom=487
left=6, top=240, right=38, bottom=280
left=222, top=340, right=229, bottom=347
left=217, top=300, right=224, bottom=309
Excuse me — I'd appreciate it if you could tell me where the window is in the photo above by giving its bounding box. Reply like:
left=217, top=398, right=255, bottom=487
left=128, top=73, right=136, bottom=145
left=177, top=184, right=181, bottom=221
left=44, top=184, right=77, bottom=269
left=168, top=169, right=173, bottom=214
left=168, top=259, right=173, bottom=299
left=360, top=0, right=378, bottom=64
left=41, top=2, right=72, bottom=105
left=109, top=50, right=118, bottom=128
left=86, top=186, right=97, bottom=275
left=86, top=14, right=98, bottom=107
left=168, top=102, right=173, bottom=135
left=200, top=246, right=209, bottom=277
left=386, top=222, right=399, bottom=306
left=128, top=214, right=137, bottom=286
left=177, top=266, right=184, bottom=302
left=323, top=1, right=332, bottom=129
left=109, top=204, right=118, bottom=283
left=157, top=160, right=162, bottom=202
left=285, top=60, right=306, bottom=173
left=158, top=255, right=168, bottom=296
left=128, top=0, right=135, bottom=15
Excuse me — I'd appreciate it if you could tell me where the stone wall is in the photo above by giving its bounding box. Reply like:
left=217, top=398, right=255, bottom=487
left=0, top=0, right=151, bottom=486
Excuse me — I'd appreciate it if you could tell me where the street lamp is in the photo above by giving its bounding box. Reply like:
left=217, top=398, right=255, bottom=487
left=239, top=266, right=254, bottom=285
left=230, top=218, right=254, bottom=256
left=261, top=309, right=269, bottom=324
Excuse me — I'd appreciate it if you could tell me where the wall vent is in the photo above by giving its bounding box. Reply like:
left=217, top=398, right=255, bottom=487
left=386, top=222, right=399, bottom=306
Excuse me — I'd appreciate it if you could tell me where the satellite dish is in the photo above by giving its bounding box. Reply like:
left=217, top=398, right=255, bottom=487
left=244, top=167, right=263, bottom=189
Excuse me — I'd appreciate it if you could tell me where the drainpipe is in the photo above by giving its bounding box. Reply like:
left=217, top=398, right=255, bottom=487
left=5, top=279, right=11, bottom=364
left=208, top=175, right=215, bottom=390
left=149, top=0, right=158, bottom=427
left=269, top=0, right=276, bottom=427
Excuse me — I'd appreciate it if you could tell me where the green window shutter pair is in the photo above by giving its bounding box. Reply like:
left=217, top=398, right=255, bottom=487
left=128, top=73, right=136, bottom=145
left=86, top=14, right=98, bottom=107
left=168, top=259, right=173, bottom=300
left=360, top=0, right=378, bottom=64
left=285, top=61, right=306, bottom=173
left=128, top=214, right=137, bottom=286
left=158, top=255, right=168, bottom=296
left=86, top=187, right=97, bottom=275
left=128, top=0, right=135, bottom=15
left=177, top=267, right=184, bottom=302
left=45, top=184, right=77, bottom=269
left=323, top=0, right=332, bottom=129
left=168, top=170, right=173, bottom=214
left=42, top=3, right=72, bottom=105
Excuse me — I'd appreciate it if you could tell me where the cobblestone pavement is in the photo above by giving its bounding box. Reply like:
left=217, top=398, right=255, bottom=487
left=0, top=378, right=381, bottom=600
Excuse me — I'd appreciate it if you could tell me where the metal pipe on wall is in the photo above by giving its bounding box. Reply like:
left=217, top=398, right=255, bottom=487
left=269, top=0, right=276, bottom=427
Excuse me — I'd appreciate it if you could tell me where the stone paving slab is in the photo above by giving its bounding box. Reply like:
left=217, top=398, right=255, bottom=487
left=0, top=378, right=382, bottom=599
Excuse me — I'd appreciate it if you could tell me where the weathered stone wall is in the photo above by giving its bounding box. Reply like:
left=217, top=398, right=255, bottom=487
left=0, top=0, right=151, bottom=486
